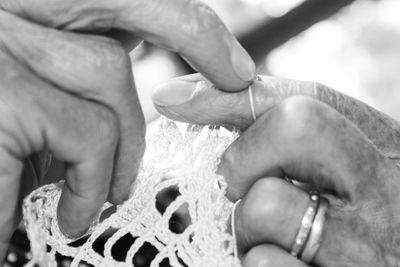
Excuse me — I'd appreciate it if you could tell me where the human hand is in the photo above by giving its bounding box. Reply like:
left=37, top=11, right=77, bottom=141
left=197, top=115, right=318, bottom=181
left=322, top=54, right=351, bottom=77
left=0, top=0, right=256, bottom=91
left=153, top=74, right=400, bottom=266
left=0, top=9, right=145, bottom=262
left=0, top=0, right=256, bottom=261
left=153, top=74, right=400, bottom=161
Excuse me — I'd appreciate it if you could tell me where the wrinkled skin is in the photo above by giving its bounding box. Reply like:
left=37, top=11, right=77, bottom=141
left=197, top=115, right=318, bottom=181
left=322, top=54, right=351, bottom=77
left=154, top=74, right=400, bottom=267
left=0, top=1, right=256, bottom=262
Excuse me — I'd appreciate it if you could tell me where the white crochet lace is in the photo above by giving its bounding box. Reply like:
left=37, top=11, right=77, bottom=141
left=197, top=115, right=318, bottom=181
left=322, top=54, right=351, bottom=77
left=22, top=119, right=240, bottom=267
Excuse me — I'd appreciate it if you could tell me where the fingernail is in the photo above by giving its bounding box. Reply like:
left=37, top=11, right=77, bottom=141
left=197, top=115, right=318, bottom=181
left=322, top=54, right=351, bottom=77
left=230, top=38, right=256, bottom=82
left=152, top=81, right=197, bottom=107
left=58, top=221, right=88, bottom=241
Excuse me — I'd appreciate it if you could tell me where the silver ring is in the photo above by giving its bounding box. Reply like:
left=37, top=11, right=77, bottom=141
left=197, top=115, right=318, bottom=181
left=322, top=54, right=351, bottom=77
left=290, top=191, right=319, bottom=258
left=300, top=197, right=329, bottom=263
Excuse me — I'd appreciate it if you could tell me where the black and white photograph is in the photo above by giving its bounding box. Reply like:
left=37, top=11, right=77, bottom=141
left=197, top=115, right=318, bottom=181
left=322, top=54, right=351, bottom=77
left=0, top=0, right=399, bottom=266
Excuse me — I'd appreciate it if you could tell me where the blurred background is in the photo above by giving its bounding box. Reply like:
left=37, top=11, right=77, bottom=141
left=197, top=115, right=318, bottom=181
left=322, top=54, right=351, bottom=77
left=133, top=0, right=400, bottom=122
left=7, top=0, right=400, bottom=266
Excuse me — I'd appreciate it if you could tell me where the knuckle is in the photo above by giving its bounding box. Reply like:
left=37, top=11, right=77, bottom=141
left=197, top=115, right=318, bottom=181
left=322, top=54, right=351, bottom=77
left=182, top=1, right=224, bottom=43
left=219, top=145, right=245, bottom=199
left=101, top=38, right=129, bottom=68
left=86, top=36, right=130, bottom=71
left=277, top=95, right=317, bottom=124
left=273, top=95, right=325, bottom=140
left=219, top=145, right=237, bottom=174
left=95, top=107, right=119, bottom=149
left=242, top=178, right=287, bottom=230
left=59, top=33, right=129, bottom=75
left=193, top=2, right=221, bottom=32
left=94, top=39, right=133, bottom=93
left=243, top=245, right=276, bottom=267
left=69, top=36, right=132, bottom=98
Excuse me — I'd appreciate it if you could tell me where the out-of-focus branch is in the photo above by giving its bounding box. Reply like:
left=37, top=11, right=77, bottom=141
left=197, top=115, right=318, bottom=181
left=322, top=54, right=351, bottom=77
left=174, top=0, right=358, bottom=74
left=239, top=0, right=356, bottom=65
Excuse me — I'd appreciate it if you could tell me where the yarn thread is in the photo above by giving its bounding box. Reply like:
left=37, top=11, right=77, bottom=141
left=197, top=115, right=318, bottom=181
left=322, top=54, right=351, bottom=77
left=23, top=119, right=241, bottom=267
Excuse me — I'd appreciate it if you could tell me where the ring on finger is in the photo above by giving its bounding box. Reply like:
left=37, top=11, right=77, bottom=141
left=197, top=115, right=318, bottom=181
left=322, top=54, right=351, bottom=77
left=301, top=197, right=329, bottom=263
left=290, top=191, right=319, bottom=257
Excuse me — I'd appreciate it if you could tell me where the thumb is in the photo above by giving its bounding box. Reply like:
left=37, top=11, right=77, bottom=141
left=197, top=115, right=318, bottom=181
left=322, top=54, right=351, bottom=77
left=153, top=74, right=317, bottom=131
left=153, top=74, right=400, bottom=159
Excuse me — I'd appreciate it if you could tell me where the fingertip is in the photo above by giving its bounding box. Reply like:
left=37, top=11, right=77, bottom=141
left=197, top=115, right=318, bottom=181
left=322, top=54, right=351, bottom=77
left=108, top=183, right=132, bottom=205
left=57, top=184, right=95, bottom=238
left=196, top=37, right=256, bottom=92
left=224, top=186, right=243, bottom=203
left=169, top=1, right=255, bottom=91
left=182, top=38, right=256, bottom=92
left=152, top=74, right=256, bottom=128
left=57, top=163, right=110, bottom=238
left=152, top=77, right=215, bottom=123
left=241, top=245, right=274, bottom=267
left=152, top=80, right=197, bottom=107
left=242, top=245, right=308, bottom=267
left=217, top=153, right=246, bottom=202
left=229, top=37, right=256, bottom=85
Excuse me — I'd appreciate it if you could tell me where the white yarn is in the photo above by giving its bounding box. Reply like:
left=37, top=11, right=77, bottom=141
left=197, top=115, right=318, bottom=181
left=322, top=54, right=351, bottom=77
left=22, top=119, right=241, bottom=267
left=248, top=85, right=257, bottom=122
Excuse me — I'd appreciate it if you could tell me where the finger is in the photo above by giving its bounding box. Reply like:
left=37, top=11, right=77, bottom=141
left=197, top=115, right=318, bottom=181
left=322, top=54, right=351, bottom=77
left=242, top=244, right=309, bottom=267
left=218, top=95, right=389, bottom=201
left=153, top=74, right=400, bottom=159
left=0, top=0, right=255, bottom=91
left=153, top=74, right=313, bottom=130
left=0, top=49, right=118, bottom=237
left=11, top=154, right=52, bottom=231
left=0, top=150, right=22, bottom=263
left=233, top=178, right=309, bottom=254
left=103, top=29, right=142, bottom=51
left=236, top=177, right=387, bottom=267
left=0, top=10, right=145, bottom=204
